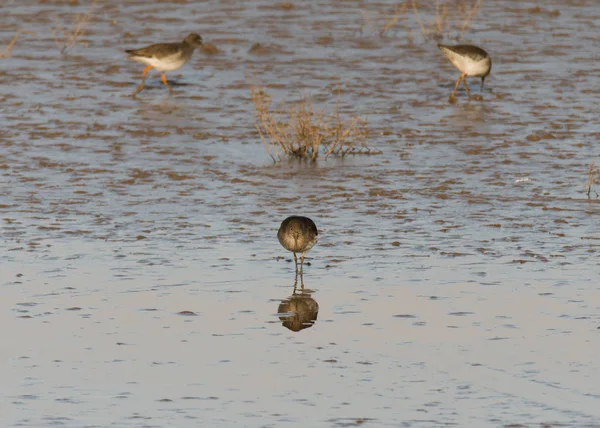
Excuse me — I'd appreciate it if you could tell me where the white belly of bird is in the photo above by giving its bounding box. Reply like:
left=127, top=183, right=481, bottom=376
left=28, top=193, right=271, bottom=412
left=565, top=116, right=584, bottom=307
left=464, top=58, right=489, bottom=76
left=133, top=53, right=186, bottom=72
left=450, top=55, right=489, bottom=76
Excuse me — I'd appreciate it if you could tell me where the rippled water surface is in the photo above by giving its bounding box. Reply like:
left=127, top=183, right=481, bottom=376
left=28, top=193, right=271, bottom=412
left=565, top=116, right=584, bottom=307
left=1, top=0, right=600, bottom=426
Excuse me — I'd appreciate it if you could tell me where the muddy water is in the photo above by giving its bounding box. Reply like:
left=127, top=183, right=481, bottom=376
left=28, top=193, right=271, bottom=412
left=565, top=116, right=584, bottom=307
left=1, top=0, right=600, bottom=426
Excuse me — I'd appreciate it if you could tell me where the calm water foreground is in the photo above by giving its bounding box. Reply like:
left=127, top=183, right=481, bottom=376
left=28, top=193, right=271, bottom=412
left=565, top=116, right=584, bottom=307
left=1, top=0, right=600, bottom=426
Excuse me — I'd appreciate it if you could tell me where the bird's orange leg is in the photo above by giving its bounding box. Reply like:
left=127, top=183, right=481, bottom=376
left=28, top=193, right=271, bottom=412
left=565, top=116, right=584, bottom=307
left=131, top=65, right=153, bottom=97
left=161, top=72, right=174, bottom=94
left=449, top=72, right=466, bottom=102
left=462, top=75, right=472, bottom=98
left=141, top=65, right=152, bottom=82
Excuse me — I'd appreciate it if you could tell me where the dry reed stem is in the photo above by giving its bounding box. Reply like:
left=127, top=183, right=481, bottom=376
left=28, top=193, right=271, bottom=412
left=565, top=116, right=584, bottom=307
left=411, top=0, right=483, bottom=41
left=52, top=0, right=97, bottom=54
left=1, top=29, right=38, bottom=59
left=585, top=162, right=600, bottom=199
left=434, top=1, right=448, bottom=35
left=361, top=2, right=409, bottom=37
left=459, top=0, right=483, bottom=33
left=250, top=85, right=376, bottom=162
left=0, top=29, right=24, bottom=59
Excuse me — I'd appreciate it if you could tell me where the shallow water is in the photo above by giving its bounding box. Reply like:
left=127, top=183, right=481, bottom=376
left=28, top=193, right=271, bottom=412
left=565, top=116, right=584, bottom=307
left=1, top=0, right=600, bottom=426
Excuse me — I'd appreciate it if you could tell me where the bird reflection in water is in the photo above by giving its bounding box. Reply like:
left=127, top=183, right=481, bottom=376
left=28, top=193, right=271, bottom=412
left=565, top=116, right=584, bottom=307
left=277, top=273, right=319, bottom=332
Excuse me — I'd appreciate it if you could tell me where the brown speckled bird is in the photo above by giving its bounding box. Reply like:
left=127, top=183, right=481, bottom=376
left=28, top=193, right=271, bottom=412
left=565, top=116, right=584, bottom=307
left=438, top=44, right=492, bottom=101
left=277, top=216, right=318, bottom=273
left=126, top=33, right=203, bottom=96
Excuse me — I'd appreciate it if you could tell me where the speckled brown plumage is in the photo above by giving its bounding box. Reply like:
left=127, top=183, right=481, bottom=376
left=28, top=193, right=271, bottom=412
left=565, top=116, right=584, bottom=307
left=438, top=44, right=491, bottom=101
left=126, top=33, right=203, bottom=96
left=277, top=216, right=318, bottom=272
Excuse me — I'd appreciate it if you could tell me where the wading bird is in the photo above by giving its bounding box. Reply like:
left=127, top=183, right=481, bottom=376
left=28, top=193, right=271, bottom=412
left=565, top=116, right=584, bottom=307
left=438, top=44, right=491, bottom=102
left=277, top=216, right=318, bottom=273
left=125, top=33, right=203, bottom=96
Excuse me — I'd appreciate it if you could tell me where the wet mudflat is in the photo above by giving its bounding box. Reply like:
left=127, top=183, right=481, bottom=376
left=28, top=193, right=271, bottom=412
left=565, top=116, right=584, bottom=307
left=1, top=0, right=600, bottom=426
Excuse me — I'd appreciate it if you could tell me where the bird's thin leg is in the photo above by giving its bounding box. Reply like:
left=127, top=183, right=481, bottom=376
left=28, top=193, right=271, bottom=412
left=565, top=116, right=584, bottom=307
left=299, top=270, right=304, bottom=290
left=132, top=65, right=152, bottom=97
left=480, top=77, right=485, bottom=93
left=462, top=75, right=472, bottom=98
left=161, top=72, right=174, bottom=94
left=450, top=72, right=465, bottom=101
left=141, top=65, right=152, bottom=84
left=293, top=252, right=298, bottom=273
left=299, top=253, right=305, bottom=275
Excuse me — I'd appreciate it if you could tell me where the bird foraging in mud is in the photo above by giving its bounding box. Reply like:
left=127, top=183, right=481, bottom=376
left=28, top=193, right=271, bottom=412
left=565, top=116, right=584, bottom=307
left=278, top=216, right=318, bottom=273
left=437, top=44, right=491, bottom=102
left=125, top=33, right=203, bottom=97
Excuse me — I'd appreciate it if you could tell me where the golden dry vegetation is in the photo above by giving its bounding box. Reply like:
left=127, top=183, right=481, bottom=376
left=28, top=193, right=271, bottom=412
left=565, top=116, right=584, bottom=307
left=250, top=85, right=378, bottom=162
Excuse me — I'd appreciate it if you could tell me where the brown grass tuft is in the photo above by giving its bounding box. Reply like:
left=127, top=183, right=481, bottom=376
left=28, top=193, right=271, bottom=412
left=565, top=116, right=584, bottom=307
left=52, top=0, right=97, bottom=54
left=250, top=85, right=378, bottom=162
left=411, top=0, right=483, bottom=41
left=584, top=162, right=600, bottom=199
left=361, top=2, right=410, bottom=38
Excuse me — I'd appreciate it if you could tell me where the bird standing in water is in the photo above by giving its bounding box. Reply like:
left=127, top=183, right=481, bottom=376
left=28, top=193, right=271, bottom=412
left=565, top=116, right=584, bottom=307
left=278, top=216, right=318, bottom=273
left=125, top=33, right=203, bottom=97
left=438, top=44, right=491, bottom=102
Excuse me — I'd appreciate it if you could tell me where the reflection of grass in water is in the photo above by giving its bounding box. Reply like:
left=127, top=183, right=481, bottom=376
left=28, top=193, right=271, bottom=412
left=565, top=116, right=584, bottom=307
left=52, top=0, right=97, bottom=54
left=361, top=0, right=483, bottom=41
left=250, top=84, right=379, bottom=162
left=585, top=162, right=600, bottom=199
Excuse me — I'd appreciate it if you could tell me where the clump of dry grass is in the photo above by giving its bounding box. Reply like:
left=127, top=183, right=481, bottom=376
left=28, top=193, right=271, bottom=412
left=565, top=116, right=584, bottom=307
left=411, top=0, right=483, bottom=41
left=250, top=85, right=377, bottom=162
left=584, top=162, right=600, bottom=199
left=52, top=0, right=97, bottom=54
